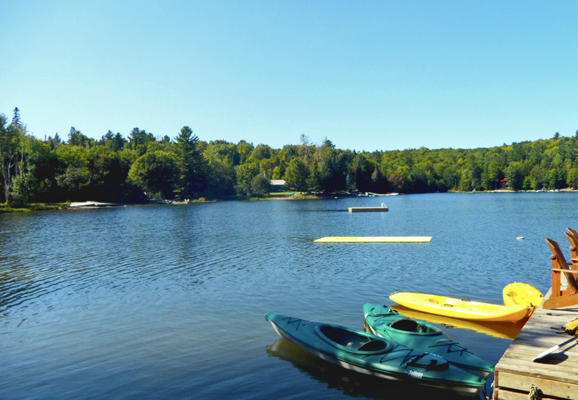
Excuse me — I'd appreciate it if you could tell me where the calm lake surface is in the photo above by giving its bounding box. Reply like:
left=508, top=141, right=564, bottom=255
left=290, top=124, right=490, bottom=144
left=1, top=193, right=576, bottom=399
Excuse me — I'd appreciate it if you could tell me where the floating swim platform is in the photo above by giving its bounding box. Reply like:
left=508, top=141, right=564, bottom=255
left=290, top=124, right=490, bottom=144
left=314, top=236, right=432, bottom=243
left=348, top=204, right=389, bottom=212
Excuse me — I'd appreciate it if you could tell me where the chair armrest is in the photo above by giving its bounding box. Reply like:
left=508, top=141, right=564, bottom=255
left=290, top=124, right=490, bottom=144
left=552, top=268, right=578, bottom=274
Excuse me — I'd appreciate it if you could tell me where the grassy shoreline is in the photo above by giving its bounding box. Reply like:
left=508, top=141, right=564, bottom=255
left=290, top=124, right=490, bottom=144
left=0, top=203, right=69, bottom=213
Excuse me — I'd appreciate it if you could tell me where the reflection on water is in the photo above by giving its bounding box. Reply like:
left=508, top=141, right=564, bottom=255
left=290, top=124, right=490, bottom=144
left=0, top=193, right=576, bottom=399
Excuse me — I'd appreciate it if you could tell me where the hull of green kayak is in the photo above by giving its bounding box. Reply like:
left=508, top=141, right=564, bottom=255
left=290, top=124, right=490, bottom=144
left=363, top=303, right=494, bottom=380
left=266, top=312, right=485, bottom=397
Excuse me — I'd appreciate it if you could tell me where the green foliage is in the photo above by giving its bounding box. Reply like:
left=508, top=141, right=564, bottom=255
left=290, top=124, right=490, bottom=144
left=272, top=166, right=282, bottom=180
left=174, top=126, right=207, bottom=200
left=0, top=113, right=25, bottom=202
left=251, top=174, right=271, bottom=196
left=506, top=162, right=524, bottom=191
left=307, top=161, right=322, bottom=193
left=284, top=158, right=308, bottom=192
left=319, top=147, right=347, bottom=193
left=129, top=127, right=156, bottom=154
left=128, top=151, right=177, bottom=199
left=252, top=144, right=272, bottom=160
left=4, top=109, right=578, bottom=207
left=100, top=130, right=127, bottom=151
left=237, top=140, right=254, bottom=164
left=235, top=162, right=259, bottom=195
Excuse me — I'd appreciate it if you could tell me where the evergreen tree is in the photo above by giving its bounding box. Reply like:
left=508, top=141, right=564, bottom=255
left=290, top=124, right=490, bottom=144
left=174, top=126, right=206, bottom=200
left=0, top=114, right=24, bottom=202
left=307, top=161, right=321, bottom=193
left=12, top=107, right=21, bottom=127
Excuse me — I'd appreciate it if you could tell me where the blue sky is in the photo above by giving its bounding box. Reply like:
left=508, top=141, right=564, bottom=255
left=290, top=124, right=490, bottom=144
left=1, top=1, right=577, bottom=151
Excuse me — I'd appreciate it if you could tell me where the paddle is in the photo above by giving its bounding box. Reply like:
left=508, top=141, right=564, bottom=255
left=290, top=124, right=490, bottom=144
left=533, top=336, right=578, bottom=362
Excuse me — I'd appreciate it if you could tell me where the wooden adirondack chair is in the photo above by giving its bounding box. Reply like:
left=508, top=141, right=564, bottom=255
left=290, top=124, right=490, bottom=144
left=566, top=227, right=578, bottom=268
left=543, top=238, right=578, bottom=310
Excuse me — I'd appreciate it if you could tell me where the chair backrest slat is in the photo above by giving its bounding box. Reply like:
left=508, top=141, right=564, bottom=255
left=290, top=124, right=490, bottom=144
left=546, top=238, right=578, bottom=291
left=566, top=228, right=578, bottom=261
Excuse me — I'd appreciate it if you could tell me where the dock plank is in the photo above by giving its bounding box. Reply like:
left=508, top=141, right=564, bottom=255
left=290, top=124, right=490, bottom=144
left=494, top=289, right=578, bottom=399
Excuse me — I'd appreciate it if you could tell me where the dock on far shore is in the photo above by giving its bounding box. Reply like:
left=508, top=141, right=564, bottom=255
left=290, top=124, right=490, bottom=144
left=69, top=201, right=121, bottom=208
left=493, top=289, right=578, bottom=399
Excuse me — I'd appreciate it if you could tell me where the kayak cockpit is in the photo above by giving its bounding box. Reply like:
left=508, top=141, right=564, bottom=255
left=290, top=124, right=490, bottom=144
left=316, top=325, right=392, bottom=353
left=389, top=318, right=439, bottom=334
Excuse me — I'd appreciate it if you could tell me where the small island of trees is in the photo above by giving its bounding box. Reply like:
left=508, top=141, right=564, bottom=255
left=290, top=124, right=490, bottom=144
left=2, top=107, right=578, bottom=208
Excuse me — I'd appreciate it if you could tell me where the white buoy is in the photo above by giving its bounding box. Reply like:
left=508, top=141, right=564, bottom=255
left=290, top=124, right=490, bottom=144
left=517, top=237, right=525, bottom=240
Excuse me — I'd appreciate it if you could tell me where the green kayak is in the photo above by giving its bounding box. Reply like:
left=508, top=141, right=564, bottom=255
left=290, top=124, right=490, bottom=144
left=266, top=312, right=486, bottom=396
left=363, top=303, right=494, bottom=379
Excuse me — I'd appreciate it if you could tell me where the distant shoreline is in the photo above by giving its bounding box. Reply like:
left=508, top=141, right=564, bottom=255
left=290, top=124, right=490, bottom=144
left=3, top=189, right=577, bottom=214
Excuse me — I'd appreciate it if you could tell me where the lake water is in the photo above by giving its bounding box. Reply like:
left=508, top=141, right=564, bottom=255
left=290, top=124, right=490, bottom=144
left=1, top=193, right=576, bottom=399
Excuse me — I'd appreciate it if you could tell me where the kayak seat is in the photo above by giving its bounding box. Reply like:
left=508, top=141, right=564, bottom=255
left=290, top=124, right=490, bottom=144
left=358, top=340, right=387, bottom=352
left=390, top=318, right=423, bottom=333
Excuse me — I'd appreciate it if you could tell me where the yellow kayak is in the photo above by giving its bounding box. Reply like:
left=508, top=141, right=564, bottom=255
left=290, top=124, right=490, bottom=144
left=389, top=292, right=530, bottom=322
left=390, top=305, right=525, bottom=340
left=503, top=282, right=543, bottom=308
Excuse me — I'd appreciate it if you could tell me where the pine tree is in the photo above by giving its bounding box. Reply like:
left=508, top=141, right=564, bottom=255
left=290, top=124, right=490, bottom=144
left=11, top=107, right=21, bottom=126
left=307, top=161, right=321, bottom=193
left=174, top=126, right=206, bottom=200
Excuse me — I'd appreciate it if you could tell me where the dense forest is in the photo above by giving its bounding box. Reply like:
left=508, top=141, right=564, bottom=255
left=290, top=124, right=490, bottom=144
left=1, top=108, right=578, bottom=206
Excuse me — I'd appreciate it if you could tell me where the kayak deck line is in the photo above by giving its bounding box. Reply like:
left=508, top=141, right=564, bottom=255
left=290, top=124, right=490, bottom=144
left=314, top=236, right=433, bottom=243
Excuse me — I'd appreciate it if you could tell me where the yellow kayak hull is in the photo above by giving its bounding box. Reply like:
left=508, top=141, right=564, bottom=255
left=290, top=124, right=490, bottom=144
left=503, top=282, right=543, bottom=308
left=503, top=282, right=543, bottom=318
left=389, top=292, right=529, bottom=322
left=314, top=236, right=432, bottom=243
left=390, top=305, right=525, bottom=340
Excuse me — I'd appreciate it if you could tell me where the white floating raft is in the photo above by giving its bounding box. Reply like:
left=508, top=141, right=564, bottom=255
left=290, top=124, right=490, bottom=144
left=314, top=236, right=432, bottom=243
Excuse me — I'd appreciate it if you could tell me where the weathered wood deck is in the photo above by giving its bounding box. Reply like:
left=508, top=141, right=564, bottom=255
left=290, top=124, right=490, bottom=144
left=493, top=290, right=578, bottom=399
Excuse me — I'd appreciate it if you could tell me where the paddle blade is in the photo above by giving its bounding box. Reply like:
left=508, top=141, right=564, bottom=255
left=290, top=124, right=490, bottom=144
left=533, top=345, right=561, bottom=362
left=533, top=336, right=578, bottom=362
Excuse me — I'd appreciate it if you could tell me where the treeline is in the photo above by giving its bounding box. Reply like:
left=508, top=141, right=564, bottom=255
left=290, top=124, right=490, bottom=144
left=2, top=108, right=578, bottom=206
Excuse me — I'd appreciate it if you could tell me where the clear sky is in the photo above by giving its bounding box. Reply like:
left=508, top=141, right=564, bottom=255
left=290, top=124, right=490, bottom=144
left=1, top=1, right=577, bottom=151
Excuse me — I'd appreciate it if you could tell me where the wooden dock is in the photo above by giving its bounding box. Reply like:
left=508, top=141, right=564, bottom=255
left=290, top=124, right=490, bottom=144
left=493, top=290, right=578, bottom=399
